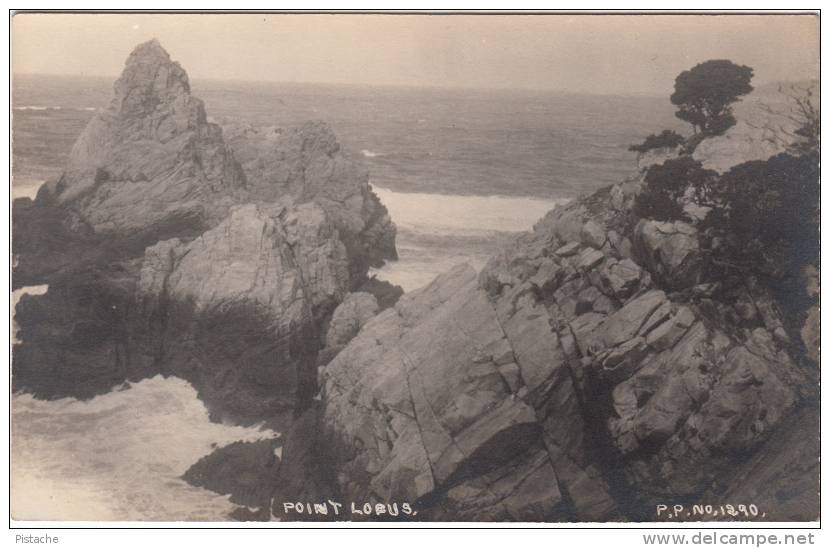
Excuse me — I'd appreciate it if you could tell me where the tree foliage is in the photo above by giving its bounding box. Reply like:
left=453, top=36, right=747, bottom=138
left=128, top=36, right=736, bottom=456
left=628, top=130, right=685, bottom=154
left=699, top=152, right=820, bottom=276
left=670, top=60, right=754, bottom=136
left=787, top=85, right=820, bottom=157
left=633, top=157, right=717, bottom=222
left=630, top=59, right=819, bottom=353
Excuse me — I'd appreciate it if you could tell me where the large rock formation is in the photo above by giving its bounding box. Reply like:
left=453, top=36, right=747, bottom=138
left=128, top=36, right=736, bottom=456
left=318, top=263, right=616, bottom=521
left=223, top=122, right=397, bottom=280
left=12, top=41, right=398, bottom=426
left=13, top=41, right=396, bottom=290
left=13, top=40, right=247, bottom=284
left=294, top=159, right=817, bottom=521
left=56, top=39, right=245, bottom=233
left=12, top=39, right=817, bottom=522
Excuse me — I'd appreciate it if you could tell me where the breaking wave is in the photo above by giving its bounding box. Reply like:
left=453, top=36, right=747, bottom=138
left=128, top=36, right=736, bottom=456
left=370, top=186, right=568, bottom=291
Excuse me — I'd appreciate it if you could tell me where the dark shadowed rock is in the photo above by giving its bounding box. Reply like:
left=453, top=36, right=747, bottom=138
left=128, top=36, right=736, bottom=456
left=14, top=198, right=357, bottom=424
left=183, top=438, right=281, bottom=510
left=709, top=407, right=819, bottom=521
left=12, top=262, right=149, bottom=399
left=355, top=276, right=404, bottom=310
left=271, top=404, right=339, bottom=521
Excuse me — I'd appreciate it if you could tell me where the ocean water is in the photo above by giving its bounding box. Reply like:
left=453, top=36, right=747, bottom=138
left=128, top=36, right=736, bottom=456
left=12, top=376, right=278, bottom=521
left=370, top=187, right=567, bottom=289
left=12, top=288, right=278, bottom=521
left=12, top=74, right=681, bottom=291
left=11, top=74, right=678, bottom=520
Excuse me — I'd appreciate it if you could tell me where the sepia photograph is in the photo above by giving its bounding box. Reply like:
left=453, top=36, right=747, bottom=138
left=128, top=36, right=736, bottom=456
left=8, top=10, right=821, bottom=529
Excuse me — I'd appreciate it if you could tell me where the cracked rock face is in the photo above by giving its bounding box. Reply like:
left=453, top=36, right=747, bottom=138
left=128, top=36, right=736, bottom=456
left=313, top=183, right=814, bottom=521
left=319, top=263, right=618, bottom=521
left=51, top=39, right=246, bottom=237
left=223, top=121, right=398, bottom=280
left=140, top=202, right=350, bottom=324
left=633, top=219, right=701, bottom=290
left=320, top=265, right=569, bottom=520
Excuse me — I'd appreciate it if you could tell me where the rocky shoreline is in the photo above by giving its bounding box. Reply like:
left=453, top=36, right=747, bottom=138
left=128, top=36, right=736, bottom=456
left=286, top=178, right=818, bottom=521
left=12, top=40, right=819, bottom=522
left=13, top=40, right=400, bottom=428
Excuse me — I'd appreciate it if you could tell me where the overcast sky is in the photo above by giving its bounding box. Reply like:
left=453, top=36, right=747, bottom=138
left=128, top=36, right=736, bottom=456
left=12, top=13, right=819, bottom=95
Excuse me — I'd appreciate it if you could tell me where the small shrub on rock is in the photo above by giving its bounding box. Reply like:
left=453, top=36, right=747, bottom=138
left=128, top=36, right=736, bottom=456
left=628, top=130, right=685, bottom=154
left=633, top=156, right=717, bottom=222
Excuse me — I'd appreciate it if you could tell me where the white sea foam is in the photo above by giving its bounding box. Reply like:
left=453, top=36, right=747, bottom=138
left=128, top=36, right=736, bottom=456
left=370, top=186, right=568, bottom=291
left=12, top=180, right=45, bottom=200
left=370, top=252, right=490, bottom=292
left=372, top=186, right=566, bottom=235
left=12, top=285, right=49, bottom=343
left=12, top=377, right=276, bottom=521
left=11, top=286, right=277, bottom=521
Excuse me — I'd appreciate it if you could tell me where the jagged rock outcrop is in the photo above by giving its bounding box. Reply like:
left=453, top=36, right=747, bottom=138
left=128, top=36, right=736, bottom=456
left=13, top=41, right=397, bottom=290
left=300, top=173, right=817, bottom=521
left=137, top=201, right=350, bottom=421
left=29, top=40, right=244, bottom=254
left=13, top=41, right=398, bottom=426
left=13, top=40, right=242, bottom=284
left=269, top=404, right=338, bottom=521
left=223, top=122, right=397, bottom=280
left=13, top=201, right=349, bottom=423
left=318, top=264, right=598, bottom=521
